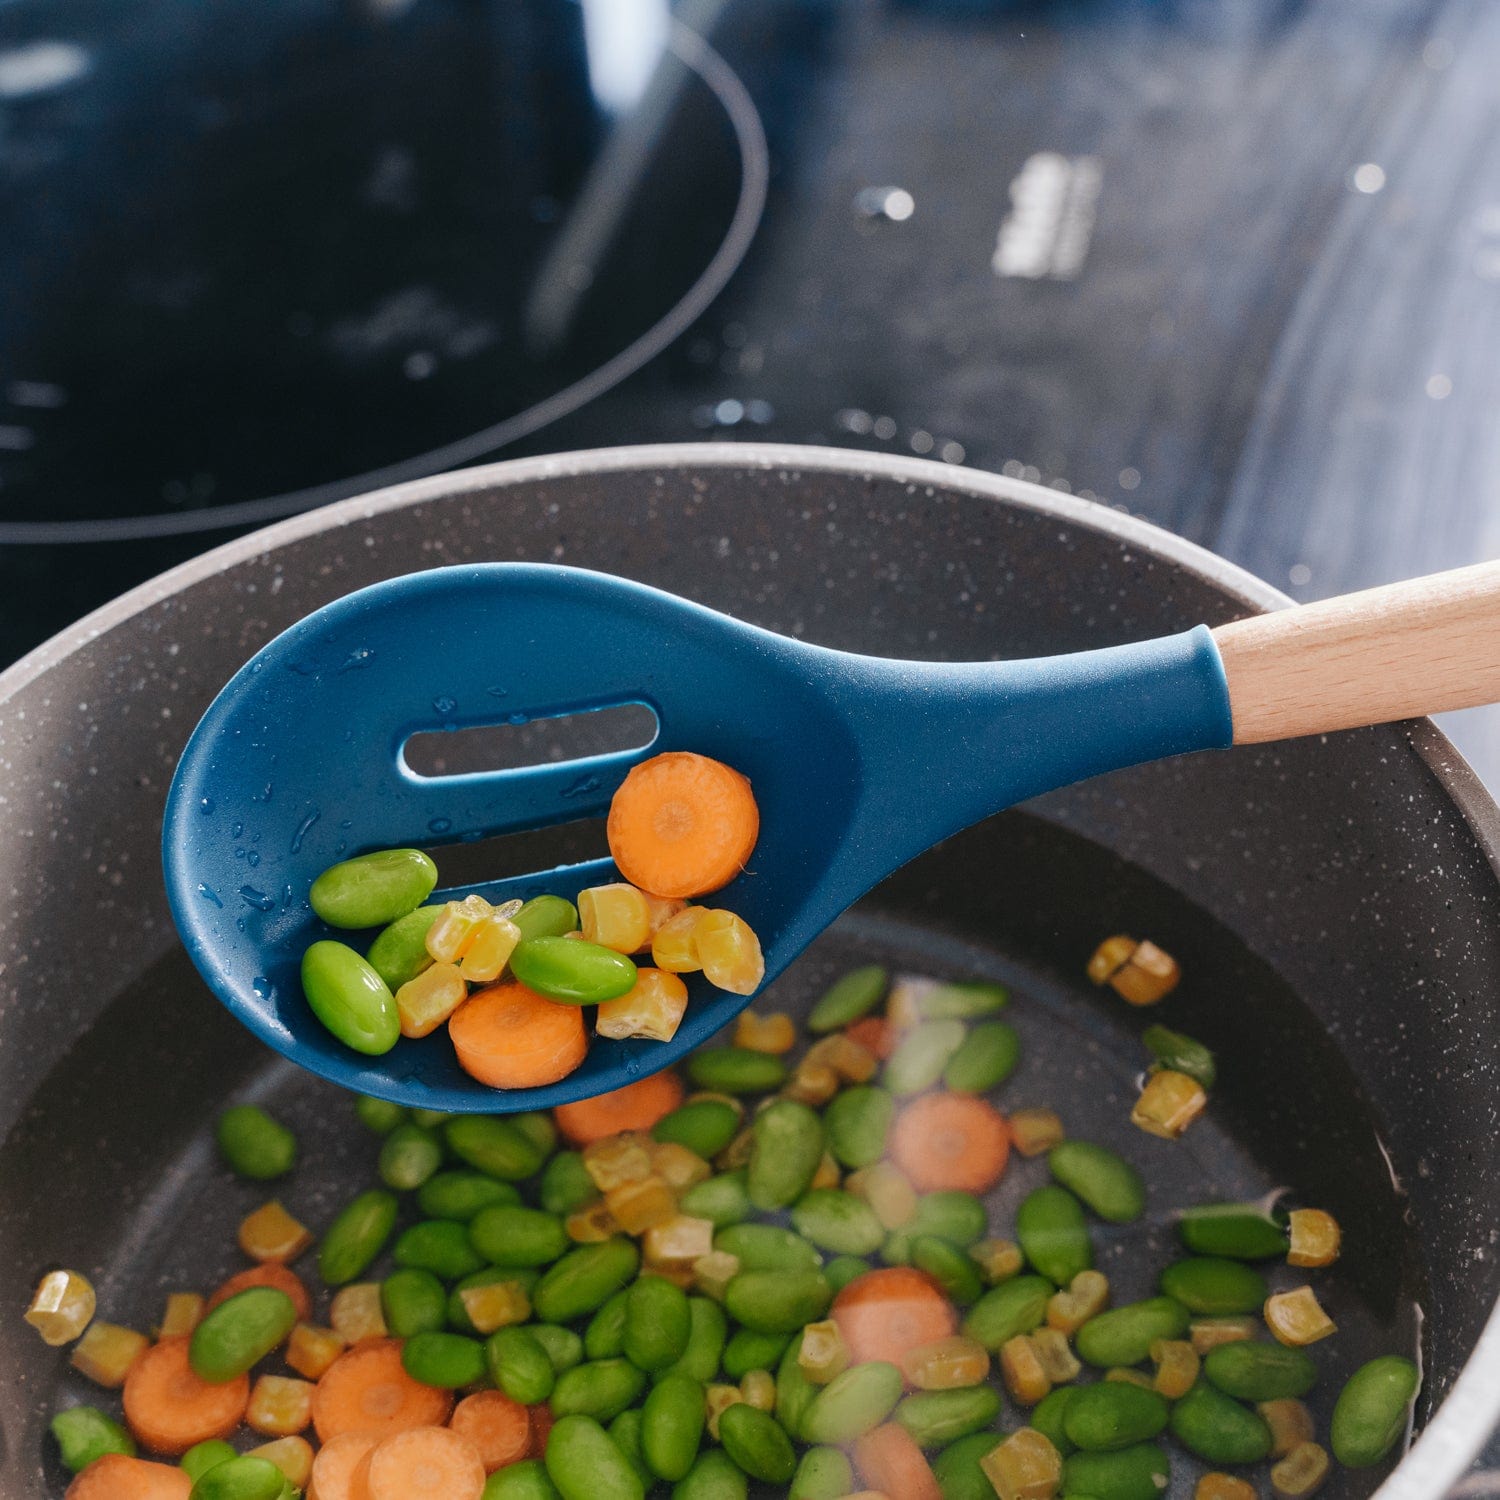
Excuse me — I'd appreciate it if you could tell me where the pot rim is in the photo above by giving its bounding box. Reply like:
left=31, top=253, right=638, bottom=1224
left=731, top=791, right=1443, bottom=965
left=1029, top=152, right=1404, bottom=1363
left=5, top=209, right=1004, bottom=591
left=3, top=440, right=1496, bottom=1493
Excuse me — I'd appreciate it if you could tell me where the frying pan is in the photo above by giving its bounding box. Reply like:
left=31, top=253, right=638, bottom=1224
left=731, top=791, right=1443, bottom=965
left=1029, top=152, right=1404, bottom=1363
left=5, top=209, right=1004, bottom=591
left=1, top=444, right=1497, bottom=1498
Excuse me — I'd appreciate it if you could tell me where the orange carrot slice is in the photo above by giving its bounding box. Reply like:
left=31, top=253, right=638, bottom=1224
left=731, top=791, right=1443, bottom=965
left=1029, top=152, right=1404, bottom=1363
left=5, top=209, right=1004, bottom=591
left=207, top=1263, right=312, bottom=1322
left=449, top=982, right=588, bottom=1091
left=607, top=752, right=759, bottom=899
left=65, top=1453, right=191, bottom=1499
left=449, top=1390, right=532, bottom=1473
left=312, top=1339, right=453, bottom=1444
left=890, top=1092, right=1010, bottom=1193
left=121, top=1337, right=248, bottom=1456
left=361, top=1425, right=485, bottom=1500
left=832, top=1268, right=957, bottom=1368
left=306, top=1431, right=379, bottom=1500
left=553, top=1070, right=684, bottom=1146
left=528, top=1403, right=555, bottom=1459
left=854, top=1422, right=942, bottom=1500
left=845, top=1016, right=894, bottom=1060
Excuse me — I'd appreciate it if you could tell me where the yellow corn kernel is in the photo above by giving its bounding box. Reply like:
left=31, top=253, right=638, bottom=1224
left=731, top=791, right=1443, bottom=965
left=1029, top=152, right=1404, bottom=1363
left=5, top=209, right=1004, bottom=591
left=643, top=892, right=687, bottom=936
left=425, top=894, right=494, bottom=963
left=1272, top=1441, right=1331, bottom=1499
left=1110, top=939, right=1181, bottom=1005
left=810, top=1153, right=842, bottom=1192
left=706, top=1383, right=744, bottom=1439
left=583, top=1132, right=655, bottom=1191
left=980, top=1428, right=1062, bottom=1500
left=329, top=1283, right=387, bottom=1344
left=643, top=1264, right=696, bottom=1290
left=798, top=1320, right=850, bottom=1384
left=1087, top=936, right=1138, bottom=986
left=696, top=910, right=765, bottom=996
left=886, top=976, right=939, bottom=1031
left=596, top=968, right=689, bottom=1044
left=1131, top=1070, right=1207, bottom=1139
left=248, top=1436, right=315, bottom=1490
left=461, top=1280, right=531, bottom=1334
left=1009, top=1109, right=1066, bottom=1158
left=1190, top=1316, right=1258, bottom=1354
left=396, top=961, right=468, bottom=1038
left=580, top=883, right=654, bottom=954
left=968, top=1238, right=1023, bottom=1285
left=286, top=1322, right=346, bottom=1381
left=1259, top=1397, right=1316, bottom=1458
left=567, top=1201, right=620, bottom=1243
left=1000, top=1336, right=1052, bottom=1406
left=158, top=1292, right=205, bottom=1340
left=781, top=1062, right=840, bottom=1107
left=692, top=1251, right=741, bottom=1302
left=650, top=1142, right=713, bottom=1193
left=247, top=1374, right=314, bottom=1437
left=716, top=1127, right=756, bottom=1170
left=900, top=1334, right=991, bottom=1390
left=741, top=1369, right=776, bottom=1411
left=686, top=1090, right=745, bottom=1116
left=734, top=1010, right=797, bottom=1054
left=847, top=1164, right=918, bottom=1230
left=1265, top=1287, right=1337, bottom=1347
left=652, top=907, right=708, bottom=973
left=1105, top=1368, right=1156, bottom=1389
left=606, top=1175, right=678, bottom=1234
left=70, top=1322, right=148, bottom=1387
left=26, top=1270, right=96, bottom=1346
left=1150, top=1338, right=1200, bottom=1400
left=644, top=1214, right=715, bottom=1270
left=458, top=915, right=522, bottom=983
left=1287, top=1209, right=1341, bottom=1269
left=804, top=1034, right=879, bottom=1084
left=1046, top=1270, right=1110, bottom=1334
left=1032, top=1328, right=1081, bottom=1384
left=239, top=1201, right=314, bottom=1263
left=1195, top=1475, right=1258, bottom=1500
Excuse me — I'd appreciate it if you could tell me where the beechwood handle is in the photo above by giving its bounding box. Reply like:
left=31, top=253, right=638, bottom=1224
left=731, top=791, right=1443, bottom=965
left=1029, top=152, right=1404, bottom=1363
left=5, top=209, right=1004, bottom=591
left=1211, top=559, right=1500, bottom=745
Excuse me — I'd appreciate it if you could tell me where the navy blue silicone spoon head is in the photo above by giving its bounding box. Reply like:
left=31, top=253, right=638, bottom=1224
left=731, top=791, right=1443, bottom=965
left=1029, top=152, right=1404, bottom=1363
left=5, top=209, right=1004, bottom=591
left=163, top=563, right=1232, bottom=1110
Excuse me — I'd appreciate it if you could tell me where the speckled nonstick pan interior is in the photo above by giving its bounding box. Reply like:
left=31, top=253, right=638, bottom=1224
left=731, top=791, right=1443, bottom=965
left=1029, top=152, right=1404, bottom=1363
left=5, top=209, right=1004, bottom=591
left=2, top=445, right=1497, bottom=1499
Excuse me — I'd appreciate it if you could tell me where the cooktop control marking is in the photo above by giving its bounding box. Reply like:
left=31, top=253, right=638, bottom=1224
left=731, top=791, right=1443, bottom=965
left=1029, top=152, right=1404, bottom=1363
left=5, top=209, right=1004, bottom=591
left=992, top=152, right=1101, bottom=282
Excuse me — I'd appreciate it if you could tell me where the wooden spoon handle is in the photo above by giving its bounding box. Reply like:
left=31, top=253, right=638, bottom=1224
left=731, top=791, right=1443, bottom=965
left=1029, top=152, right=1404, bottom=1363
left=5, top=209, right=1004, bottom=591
left=1212, top=559, right=1500, bottom=744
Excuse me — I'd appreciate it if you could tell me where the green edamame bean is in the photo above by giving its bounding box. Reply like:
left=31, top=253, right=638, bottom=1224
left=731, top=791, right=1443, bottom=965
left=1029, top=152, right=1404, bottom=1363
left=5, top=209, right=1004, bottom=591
left=365, top=903, right=443, bottom=990
left=808, top=965, right=888, bottom=1033
left=680, top=1172, right=751, bottom=1228
left=446, top=1115, right=546, bottom=1181
left=486, top=1458, right=563, bottom=1500
left=355, top=1095, right=407, bottom=1134
left=181, top=1439, right=236, bottom=1482
left=1159, top=1257, right=1267, bottom=1315
left=933, top=1431, right=1004, bottom=1500
left=791, top=1445, right=855, bottom=1500
left=747, top=1100, right=825, bottom=1211
left=686, top=1047, right=788, bottom=1095
left=381, top=1268, right=447, bottom=1337
left=189, top=1288, right=298, bottom=1383
left=515, top=894, right=580, bottom=943
left=653, top=1100, right=742, bottom=1160
left=1331, top=1355, right=1420, bottom=1468
left=535, top=1239, right=640, bottom=1323
left=1177, top=1202, right=1288, bottom=1260
left=585, top=1289, right=630, bottom=1360
left=624, top=1276, right=691, bottom=1371
left=671, top=1448, right=748, bottom=1500
left=532, top=1323, right=584, bottom=1374
left=718, top=1404, right=797, bottom=1484
left=911, top=1236, right=985, bottom=1307
left=540, top=1152, right=600, bottom=1217
left=942, top=1021, right=1021, bottom=1094
left=884, top=1019, right=967, bottom=1096
left=394, top=1218, right=486, bottom=1280
left=776, top=1333, right=818, bottom=1437
left=487, top=1326, right=556, bottom=1404
left=792, top=1190, right=885, bottom=1256
left=448, top=1268, right=538, bottom=1335
left=215, top=1105, right=297, bottom=1180
left=1061, top=1444, right=1170, bottom=1500
left=1030, top=1387, right=1077, bottom=1457
left=402, top=1330, right=487, bottom=1388
left=301, top=940, right=399, bottom=1055
left=724, top=1269, right=832, bottom=1335
left=378, top=1122, right=443, bottom=1192
left=909, top=1192, right=988, bottom=1247
left=419, top=1171, right=521, bottom=1221
left=663, top=1297, right=727, bottom=1384
left=824, top=1256, right=870, bottom=1294
left=823, top=1086, right=894, bottom=1169
left=411, top=1107, right=452, bottom=1129
left=802, top=1360, right=904, bottom=1444
left=511, top=936, right=637, bottom=1004
left=907, top=980, right=1009, bottom=1021
left=1203, top=1340, right=1318, bottom=1400
left=470, top=1205, right=569, bottom=1268
left=550, top=1358, right=648, bottom=1422
left=50, top=1406, right=134, bottom=1472
left=545, top=1413, right=645, bottom=1500
left=1063, top=1382, right=1169, bottom=1452
left=1048, top=1141, right=1146, bottom=1225
left=961, top=1275, right=1052, bottom=1350
left=310, top=847, right=438, bottom=928
left=723, top=1327, right=791, bottom=1381
left=642, top=1371, right=705, bottom=1481
left=1017, top=1185, right=1093, bottom=1285
left=188, top=1455, right=285, bottom=1500
left=1169, top=1381, right=1273, bottom=1464
left=608, top=1409, right=654, bottom=1491
left=1076, top=1297, right=1190, bottom=1369
left=895, top=1385, right=1002, bottom=1448
left=514, top=1110, right=559, bottom=1157
left=1141, top=1024, right=1216, bottom=1088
